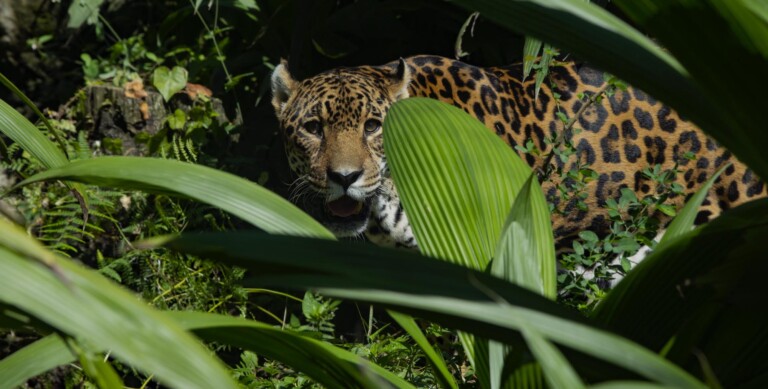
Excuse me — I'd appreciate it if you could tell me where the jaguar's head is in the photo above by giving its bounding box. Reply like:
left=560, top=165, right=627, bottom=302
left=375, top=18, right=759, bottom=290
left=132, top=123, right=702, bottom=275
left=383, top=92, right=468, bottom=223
left=271, top=59, right=411, bottom=237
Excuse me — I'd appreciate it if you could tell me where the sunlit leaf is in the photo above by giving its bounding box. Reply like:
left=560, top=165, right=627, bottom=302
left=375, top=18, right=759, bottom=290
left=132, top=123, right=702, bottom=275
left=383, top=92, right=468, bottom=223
left=15, top=157, right=333, bottom=239
left=153, top=66, right=188, bottom=101
left=385, top=98, right=555, bottom=291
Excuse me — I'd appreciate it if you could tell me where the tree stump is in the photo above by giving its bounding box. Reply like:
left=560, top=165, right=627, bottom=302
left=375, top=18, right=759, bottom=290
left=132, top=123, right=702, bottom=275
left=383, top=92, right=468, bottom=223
left=85, top=84, right=237, bottom=156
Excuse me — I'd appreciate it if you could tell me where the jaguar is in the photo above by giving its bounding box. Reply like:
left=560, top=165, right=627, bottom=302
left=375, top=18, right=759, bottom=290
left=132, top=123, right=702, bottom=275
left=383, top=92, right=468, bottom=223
left=270, top=55, right=765, bottom=249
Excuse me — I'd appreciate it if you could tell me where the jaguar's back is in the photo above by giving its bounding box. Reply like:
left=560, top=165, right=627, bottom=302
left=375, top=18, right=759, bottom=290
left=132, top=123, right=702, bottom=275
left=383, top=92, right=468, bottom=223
left=270, top=55, right=765, bottom=248
left=403, top=55, right=765, bottom=240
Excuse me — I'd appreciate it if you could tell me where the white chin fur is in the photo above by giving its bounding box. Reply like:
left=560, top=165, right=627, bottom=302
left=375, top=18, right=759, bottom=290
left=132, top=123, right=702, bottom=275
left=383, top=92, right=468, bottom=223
left=332, top=224, right=368, bottom=238
left=326, top=183, right=370, bottom=202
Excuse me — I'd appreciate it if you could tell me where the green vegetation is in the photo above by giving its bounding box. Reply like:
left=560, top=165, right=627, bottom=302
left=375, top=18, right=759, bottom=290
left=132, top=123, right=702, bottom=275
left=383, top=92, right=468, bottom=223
left=1, top=0, right=766, bottom=388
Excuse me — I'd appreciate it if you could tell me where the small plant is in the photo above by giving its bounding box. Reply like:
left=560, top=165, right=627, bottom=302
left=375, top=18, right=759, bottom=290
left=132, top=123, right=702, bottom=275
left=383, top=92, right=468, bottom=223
left=512, top=61, right=694, bottom=309
left=147, top=96, right=235, bottom=164
left=294, top=292, right=341, bottom=340
left=81, top=34, right=164, bottom=86
left=557, top=156, right=691, bottom=311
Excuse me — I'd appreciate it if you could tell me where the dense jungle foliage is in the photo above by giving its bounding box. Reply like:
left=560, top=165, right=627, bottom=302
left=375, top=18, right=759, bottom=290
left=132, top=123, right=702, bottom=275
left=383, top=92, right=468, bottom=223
left=1, top=0, right=766, bottom=388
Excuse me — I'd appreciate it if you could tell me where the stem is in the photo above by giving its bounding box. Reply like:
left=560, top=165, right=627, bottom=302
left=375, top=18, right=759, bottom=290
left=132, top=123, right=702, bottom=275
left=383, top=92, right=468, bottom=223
left=189, top=0, right=243, bottom=121
left=538, top=82, right=612, bottom=182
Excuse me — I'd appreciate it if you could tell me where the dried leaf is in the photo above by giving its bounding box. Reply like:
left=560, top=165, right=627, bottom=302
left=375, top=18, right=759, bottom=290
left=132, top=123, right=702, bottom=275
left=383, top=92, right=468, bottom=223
left=139, top=102, right=150, bottom=120
left=184, top=83, right=213, bottom=100
left=124, top=79, right=148, bottom=99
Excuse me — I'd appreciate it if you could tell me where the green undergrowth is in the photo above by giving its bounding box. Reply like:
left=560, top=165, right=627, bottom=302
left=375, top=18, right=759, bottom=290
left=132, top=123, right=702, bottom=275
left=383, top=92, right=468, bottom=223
left=3, top=0, right=760, bottom=386
left=0, top=58, right=684, bottom=385
left=0, top=43, right=451, bottom=385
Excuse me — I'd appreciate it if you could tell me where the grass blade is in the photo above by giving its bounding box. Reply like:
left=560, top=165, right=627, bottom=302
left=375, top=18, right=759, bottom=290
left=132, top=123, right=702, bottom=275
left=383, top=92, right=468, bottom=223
left=0, top=98, right=68, bottom=171
left=0, top=95, right=89, bottom=211
left=0, top=75, right=68, bottom=159
left=521, top=327, right=584, bottom=389
left=0, top=335, right=73, bottom=389
left=490, top=173, right=553, bottom=388
left=389, top=311, right=458, bottom=389
left=522, top=37, right=543, bottom=80
left=533, top=44, right=554, bottom=99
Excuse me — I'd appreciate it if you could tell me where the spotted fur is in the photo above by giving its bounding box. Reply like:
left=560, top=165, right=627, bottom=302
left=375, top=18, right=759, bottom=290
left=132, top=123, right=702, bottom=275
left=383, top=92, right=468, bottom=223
left=271, top=55, right=765, bottom=249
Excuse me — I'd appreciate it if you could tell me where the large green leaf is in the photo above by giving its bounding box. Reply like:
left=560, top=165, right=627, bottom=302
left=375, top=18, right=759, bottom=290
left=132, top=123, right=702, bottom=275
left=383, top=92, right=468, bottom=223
left=384, top=97, right=555, bottom=293
left=491, top=174, right=555, bottom=388
left=144, top=232, right=704, bottom=387
left=0, top=219, right=238, bottom=389
left=593, top=199, right=768, bottom=388
left=613, top=0, right=768, bottom=179
left=0, top=310, right=414, bottom=389
left=384, top=98, right=555, bottom=388
left=451, top=0, right=768, bottom=180
left=15, top=156, right=333, bottom=239
left=493, top=174, right=550, bottom=296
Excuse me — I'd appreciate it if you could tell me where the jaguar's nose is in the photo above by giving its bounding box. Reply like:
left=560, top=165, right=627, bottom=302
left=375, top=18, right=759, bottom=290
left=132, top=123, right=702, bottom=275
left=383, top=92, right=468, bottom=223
left=327, top=169, right=363, bottom=190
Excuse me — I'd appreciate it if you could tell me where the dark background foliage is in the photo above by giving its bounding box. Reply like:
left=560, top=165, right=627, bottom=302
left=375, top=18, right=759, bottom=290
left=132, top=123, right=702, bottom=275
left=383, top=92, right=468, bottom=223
left=0, top=0, right=530, bottom=186
left=0, top=0, right=624, bottom=190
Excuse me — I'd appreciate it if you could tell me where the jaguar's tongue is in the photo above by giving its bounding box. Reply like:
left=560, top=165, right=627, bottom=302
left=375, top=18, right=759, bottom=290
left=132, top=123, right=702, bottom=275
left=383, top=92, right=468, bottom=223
left=327, top=196, right=364, bottom=218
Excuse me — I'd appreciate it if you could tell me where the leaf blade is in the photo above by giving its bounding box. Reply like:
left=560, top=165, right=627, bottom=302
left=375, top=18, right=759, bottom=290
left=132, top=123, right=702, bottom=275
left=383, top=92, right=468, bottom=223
left=15, top=157, right=333, bottom=239
left=389, top=311, right=458, bottom=389
left=0, top=221, right=238, bottom=388
left=0, top=335, right=73, bottom=389
left=658, top=164, right=728, bottom=248
left=169, top=311, right=415, bottom=389
left=385, top=98, right=555, bottom=291
left=145, top=232, right=705, bottom=388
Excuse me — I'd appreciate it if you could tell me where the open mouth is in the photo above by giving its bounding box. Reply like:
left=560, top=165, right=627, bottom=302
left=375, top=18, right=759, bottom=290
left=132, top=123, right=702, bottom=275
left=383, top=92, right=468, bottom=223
left=326, top=195, right=368, bottom=221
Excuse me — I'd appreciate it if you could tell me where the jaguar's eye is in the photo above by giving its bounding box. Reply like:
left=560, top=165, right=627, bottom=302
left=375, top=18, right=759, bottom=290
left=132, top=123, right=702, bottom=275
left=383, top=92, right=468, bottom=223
left=303, top=121, right=322, bottom=136
left=364, top=119, right=382, bottom=134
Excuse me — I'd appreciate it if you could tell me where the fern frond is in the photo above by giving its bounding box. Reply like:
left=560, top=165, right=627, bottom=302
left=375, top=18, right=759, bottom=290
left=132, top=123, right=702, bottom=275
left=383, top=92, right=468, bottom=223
left=76, top=131, right=92, bottom=160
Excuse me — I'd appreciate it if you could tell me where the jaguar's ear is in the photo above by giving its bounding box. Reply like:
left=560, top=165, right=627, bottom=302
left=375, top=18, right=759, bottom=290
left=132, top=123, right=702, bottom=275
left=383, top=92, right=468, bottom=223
left=388, top=58, right=411, bottom=100
left=271, top=59, right=296, bottom=113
